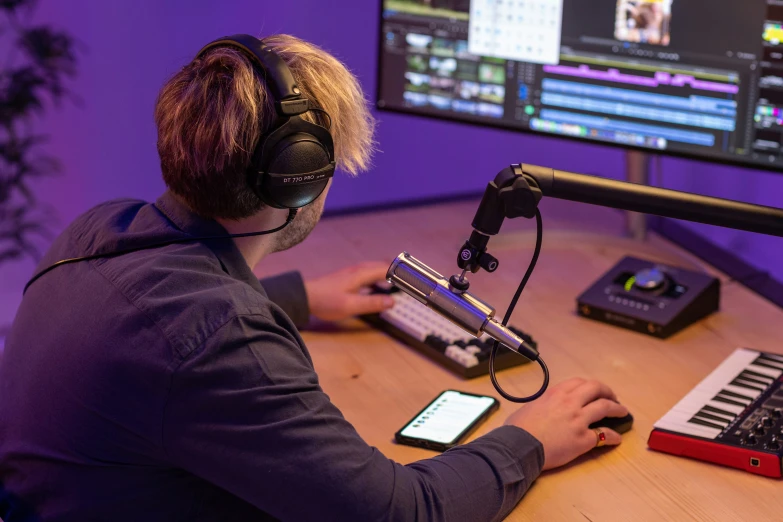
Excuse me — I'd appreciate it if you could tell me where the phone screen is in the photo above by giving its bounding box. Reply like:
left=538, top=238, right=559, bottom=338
left=399, top=390, right=497, bottom=444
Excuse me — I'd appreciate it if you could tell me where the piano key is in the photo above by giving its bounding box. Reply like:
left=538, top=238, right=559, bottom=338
left=672, top=388, right=740, bottom=403
left=722, top=383, right=762, bottom=398
left=730, top=378, right=766, bottom=393
left=753, top=360, right=783, bottom=372
left=717, top=389, right=755, bottom=403
left=712, top=395, right=749, bottom=408
left=655, top=413, right=722, bottom=439
left=748, top=363, right=782, bottom=378
left=757, top=354, right=783, bottom=369
left=705, top=399, right=745, bottom=415
left=702, top=404, right=738, bottom=419
left=692, top=411, right=732, bottom=426
left=670, top=398, right=744, bottom=416
left=762, top=353, right=783, bottom=362
left=740, top=369, right=776, bottom=383
left=688, top=416, right=727, bottom=431
left=692, top=416, right=731, bottom=430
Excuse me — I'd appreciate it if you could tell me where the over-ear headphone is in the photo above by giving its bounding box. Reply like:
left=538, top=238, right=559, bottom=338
left=196, top=34, right=336, bottom=209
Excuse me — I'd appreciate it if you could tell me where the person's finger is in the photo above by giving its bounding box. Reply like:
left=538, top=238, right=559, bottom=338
left=589, top=427, right=622, bottom=447
left=582, top=398, right=628, bottom=425
left=345, top=263, right=391, bottom=291
left=343, top=293, right=394, bottom=316
left=572, top=380, right=618, bottom=406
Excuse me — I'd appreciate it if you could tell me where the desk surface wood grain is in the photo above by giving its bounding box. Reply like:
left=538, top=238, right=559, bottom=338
left=256, top=198, right=783, bottom=522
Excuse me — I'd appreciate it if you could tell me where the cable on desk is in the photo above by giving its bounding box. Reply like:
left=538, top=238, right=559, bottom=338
left=489, top=208, right=550, bottom=403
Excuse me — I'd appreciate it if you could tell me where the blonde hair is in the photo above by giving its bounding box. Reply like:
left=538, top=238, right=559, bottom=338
left=155, top=34, right=376, bottom=219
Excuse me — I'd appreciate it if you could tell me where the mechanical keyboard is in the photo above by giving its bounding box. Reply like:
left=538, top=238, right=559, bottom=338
left=648, top=348, right=783, bottom=477
left=362, top=286, right=536, bottom=379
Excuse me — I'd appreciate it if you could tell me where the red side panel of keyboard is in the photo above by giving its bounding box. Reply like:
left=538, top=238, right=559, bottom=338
left=648, top=430, right=782, bottom=478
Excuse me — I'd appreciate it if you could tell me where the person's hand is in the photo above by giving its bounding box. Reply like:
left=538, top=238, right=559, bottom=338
left=504, top=378, right=629, bottom=470
left=304, top=262, right=395, bottom=322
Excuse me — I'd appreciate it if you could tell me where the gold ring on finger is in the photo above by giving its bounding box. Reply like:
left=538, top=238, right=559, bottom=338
left=593, top=428, right=607, bottom=448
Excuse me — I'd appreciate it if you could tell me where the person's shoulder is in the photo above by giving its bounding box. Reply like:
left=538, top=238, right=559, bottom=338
left=74, top=197, right=150, bottom=227
left=58, top=198, right=280, bottom=359
left=32, top=198, right=154, bottom=278
left=109, top=243, right=276, bottom=358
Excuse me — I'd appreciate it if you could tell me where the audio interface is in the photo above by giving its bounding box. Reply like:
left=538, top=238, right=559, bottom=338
left=577, top=256, right=720, bottom=338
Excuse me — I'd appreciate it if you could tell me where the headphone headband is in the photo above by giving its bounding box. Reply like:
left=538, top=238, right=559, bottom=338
left=196, top=34, right=309, bottom=116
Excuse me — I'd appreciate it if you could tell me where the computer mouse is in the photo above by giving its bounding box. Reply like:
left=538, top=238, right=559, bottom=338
left=589, top=413, right=634, bottom=434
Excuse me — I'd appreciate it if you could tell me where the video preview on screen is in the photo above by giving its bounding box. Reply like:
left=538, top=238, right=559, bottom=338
left=614, top=0, right=673, bottom=46
left=378, top=0, right=783, bottom=171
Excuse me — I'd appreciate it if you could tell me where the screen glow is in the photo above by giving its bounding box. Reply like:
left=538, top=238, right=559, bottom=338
left=400, top=391, right=495, bottom=444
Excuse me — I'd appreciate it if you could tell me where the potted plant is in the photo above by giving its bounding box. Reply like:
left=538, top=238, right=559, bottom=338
left=0, top=0, right=78, bottom=340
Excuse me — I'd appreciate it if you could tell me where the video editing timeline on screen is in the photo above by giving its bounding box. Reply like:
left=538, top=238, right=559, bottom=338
left=378, top=0, right=783, bottom=169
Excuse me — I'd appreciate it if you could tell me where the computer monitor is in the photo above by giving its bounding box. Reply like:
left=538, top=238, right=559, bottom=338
left=377, top=0, right=783, bottom=171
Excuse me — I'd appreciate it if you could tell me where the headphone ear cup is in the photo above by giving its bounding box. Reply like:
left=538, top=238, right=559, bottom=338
left=254, top=122, right=335, bottom=209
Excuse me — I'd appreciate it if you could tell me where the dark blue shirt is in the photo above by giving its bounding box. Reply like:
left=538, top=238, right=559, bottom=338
left=0, top=192, right=543, bottom=521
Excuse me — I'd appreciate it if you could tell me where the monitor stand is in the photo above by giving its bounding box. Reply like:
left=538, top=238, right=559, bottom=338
left=625, top=150, right=650, bottom=241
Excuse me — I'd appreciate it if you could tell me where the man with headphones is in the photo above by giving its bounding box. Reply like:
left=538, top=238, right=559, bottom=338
left=0, top=35, right=627, bottom=521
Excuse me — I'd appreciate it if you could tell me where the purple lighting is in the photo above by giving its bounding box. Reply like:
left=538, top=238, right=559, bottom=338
left=542, top=64, right=740, bottom=95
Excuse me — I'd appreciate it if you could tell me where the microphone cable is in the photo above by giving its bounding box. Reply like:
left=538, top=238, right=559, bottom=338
left=488, top=208, right=550, bottom=403
left=23, top=209, right=298, bottom=294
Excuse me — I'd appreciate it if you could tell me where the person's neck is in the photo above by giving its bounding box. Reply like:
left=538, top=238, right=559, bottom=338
left=215, top=209, right=288, bottom=269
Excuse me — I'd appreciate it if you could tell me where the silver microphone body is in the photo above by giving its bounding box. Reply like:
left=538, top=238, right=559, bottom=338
left=386, top=252, right=539, bottom=362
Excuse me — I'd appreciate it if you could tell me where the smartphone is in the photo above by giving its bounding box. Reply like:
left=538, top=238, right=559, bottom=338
left=395, top=390, right=500, bottom=451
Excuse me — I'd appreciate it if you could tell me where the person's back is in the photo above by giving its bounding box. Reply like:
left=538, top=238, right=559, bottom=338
left=0, top=196, right=293, bottom=520
left=0, top=33, right=629, bottom=521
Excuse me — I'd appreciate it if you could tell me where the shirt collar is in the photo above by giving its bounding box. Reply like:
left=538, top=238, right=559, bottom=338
left=154, top=191, right=267, bottom=297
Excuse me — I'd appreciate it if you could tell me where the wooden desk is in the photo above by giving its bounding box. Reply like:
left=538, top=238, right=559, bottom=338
left=257, top=198, right=783, bottom=522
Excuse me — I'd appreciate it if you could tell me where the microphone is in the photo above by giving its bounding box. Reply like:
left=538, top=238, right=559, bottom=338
left=386, top=252, right=539, bottom=362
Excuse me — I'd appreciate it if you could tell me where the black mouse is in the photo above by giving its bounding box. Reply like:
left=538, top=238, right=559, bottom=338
left=589, top=413, right=634, bottom=434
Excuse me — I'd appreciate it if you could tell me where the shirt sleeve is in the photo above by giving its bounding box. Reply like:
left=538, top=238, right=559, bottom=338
left=259, top=271, right=310, bottom=329
left=162, top=314, right=544, bottom=522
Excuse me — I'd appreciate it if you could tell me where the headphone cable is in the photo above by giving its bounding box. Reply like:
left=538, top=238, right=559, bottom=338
left=23, top=208, right=298, bottom=295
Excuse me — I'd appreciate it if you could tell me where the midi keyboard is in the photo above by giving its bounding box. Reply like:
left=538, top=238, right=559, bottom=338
left=648, top=348, right=783, bottom=477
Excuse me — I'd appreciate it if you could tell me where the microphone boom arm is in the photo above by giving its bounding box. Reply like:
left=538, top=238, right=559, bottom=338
left=458, top=164, right=783, bottom=275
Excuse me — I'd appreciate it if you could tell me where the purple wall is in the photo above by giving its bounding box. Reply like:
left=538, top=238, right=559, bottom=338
left=657, top=159, right=783, bottom=281
left=1, top=0, right=780, bottom=335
